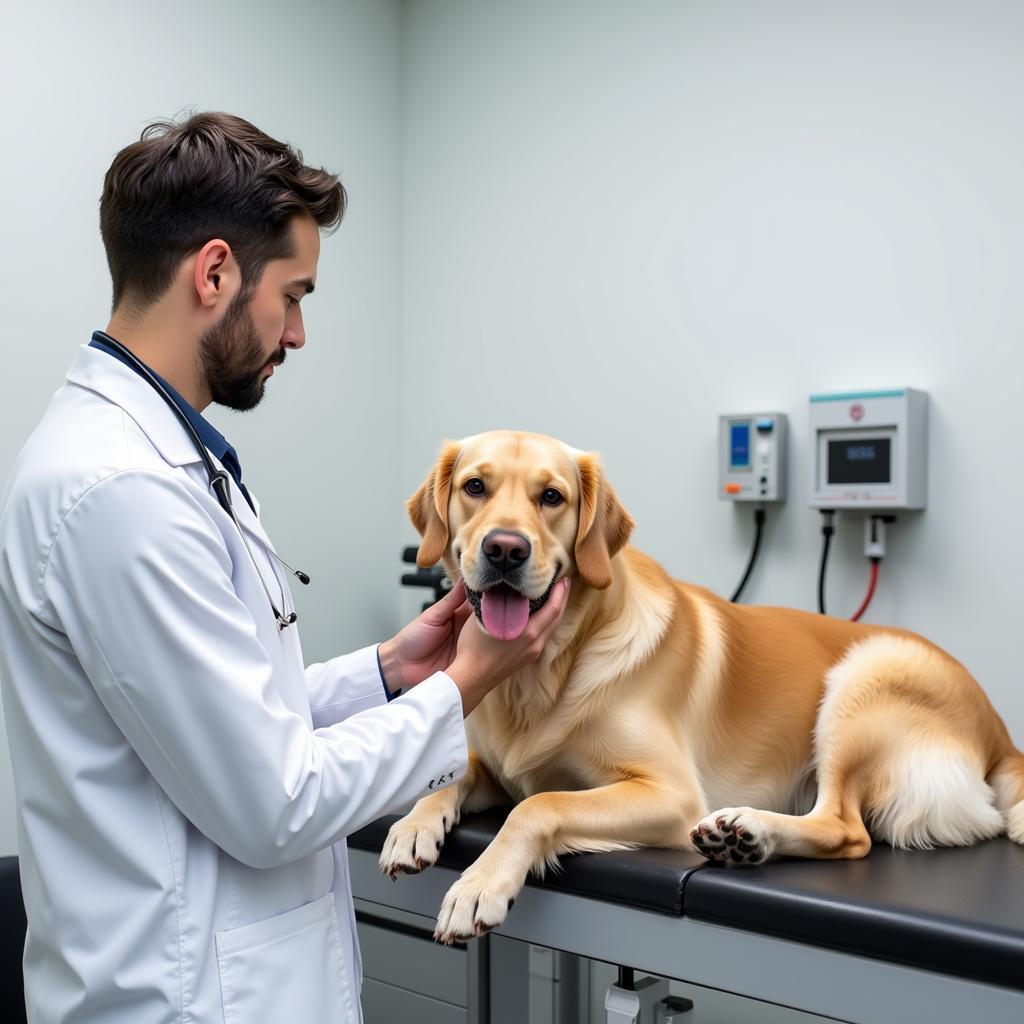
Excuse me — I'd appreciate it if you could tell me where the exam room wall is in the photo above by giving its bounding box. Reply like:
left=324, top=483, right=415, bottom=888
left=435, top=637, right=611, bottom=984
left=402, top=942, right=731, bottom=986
left=0, top=0, right=404, bottom=855
left=398, top=0, right=1024, bottom=748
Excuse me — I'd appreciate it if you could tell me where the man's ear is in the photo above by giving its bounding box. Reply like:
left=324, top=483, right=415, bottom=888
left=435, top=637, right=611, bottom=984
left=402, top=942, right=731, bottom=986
left=193, top=238, right=239, bottom=310
left=574, top=453, right=634, bottom=589
left=407, top=440, right=462, bottom=567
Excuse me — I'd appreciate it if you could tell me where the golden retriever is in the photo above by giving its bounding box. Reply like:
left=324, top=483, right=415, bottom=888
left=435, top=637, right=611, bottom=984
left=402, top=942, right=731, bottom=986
left=380, top=430, right=1024, bottom=944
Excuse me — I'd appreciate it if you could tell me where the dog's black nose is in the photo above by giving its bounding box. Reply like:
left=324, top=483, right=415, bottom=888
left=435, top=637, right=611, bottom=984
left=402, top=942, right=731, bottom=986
left=482, top=530, right=531, bottom=572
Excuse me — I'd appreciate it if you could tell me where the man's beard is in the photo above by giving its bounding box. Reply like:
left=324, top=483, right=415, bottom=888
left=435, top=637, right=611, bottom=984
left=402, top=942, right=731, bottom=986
left=199, top=293, right=284, bottom=411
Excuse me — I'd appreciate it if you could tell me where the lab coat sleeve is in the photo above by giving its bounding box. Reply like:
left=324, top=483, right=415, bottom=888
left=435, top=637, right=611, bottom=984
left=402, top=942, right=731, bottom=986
left=306, top=646, right=390, bottom=729
left=43, top=470, right=468, bottom=870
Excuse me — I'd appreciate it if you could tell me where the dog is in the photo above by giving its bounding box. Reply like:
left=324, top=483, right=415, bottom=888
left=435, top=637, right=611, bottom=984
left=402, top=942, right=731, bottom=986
left=380, top=430, right=1024, bottom=944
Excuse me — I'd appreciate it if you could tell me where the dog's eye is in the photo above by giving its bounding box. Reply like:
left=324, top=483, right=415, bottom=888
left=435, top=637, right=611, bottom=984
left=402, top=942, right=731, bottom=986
left=464, top=478, right=486, bottom=497
left=541, top=488, right=564, bottom=507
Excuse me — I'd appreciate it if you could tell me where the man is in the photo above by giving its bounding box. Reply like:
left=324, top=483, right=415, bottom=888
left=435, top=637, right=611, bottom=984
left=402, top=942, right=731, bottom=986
left=0, top=112, right=570, bottom=1023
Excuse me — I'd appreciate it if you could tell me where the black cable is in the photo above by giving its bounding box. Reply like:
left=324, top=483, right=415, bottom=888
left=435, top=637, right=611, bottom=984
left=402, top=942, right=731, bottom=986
left=730, top=503, right=766, bottom=603
left=817, top=510, right=835, bottom=615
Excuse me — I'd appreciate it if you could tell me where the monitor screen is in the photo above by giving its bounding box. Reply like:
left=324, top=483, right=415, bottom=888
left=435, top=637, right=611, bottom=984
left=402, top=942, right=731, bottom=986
left=730, top=423, right=750, bottom=470
left=827, top=437, right=892, bottom=485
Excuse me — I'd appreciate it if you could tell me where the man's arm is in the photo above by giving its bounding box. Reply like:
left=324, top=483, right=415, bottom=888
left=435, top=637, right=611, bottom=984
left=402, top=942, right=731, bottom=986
left=305, top=646, right=392, bottom=729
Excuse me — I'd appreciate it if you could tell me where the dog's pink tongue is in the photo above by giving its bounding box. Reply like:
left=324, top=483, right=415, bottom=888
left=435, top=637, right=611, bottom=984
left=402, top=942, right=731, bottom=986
left=481, top=587, right=530, bottom=640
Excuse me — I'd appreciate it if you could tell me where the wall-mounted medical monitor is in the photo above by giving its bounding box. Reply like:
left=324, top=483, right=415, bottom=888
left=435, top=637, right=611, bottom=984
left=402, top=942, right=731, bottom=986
left=808, top=390, right=927, bottom=510
left=719, top=412, right=787, bottom=502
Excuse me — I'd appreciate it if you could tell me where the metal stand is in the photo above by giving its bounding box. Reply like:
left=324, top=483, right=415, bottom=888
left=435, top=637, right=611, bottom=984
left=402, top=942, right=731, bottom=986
left=605, top=972, right=693, bottom=1024
left=400, top=546, right=451, bottom=610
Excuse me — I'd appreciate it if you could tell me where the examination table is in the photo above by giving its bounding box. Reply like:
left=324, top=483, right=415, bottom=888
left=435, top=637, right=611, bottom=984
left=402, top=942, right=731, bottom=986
left=349, top=809, right=1024, bottom=1023
left=1, top=829, right=1020, bottom=1022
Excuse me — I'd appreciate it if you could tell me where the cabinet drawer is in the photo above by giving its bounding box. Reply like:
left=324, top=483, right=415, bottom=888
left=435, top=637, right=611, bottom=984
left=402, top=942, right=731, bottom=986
left=357, top=912, right=468, bottom=1006
left=361, top=978, right=467, bottom=1024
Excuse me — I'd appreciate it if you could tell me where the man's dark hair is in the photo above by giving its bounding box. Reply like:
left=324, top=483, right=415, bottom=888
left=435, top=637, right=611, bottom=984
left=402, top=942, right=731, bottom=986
left=100, top=111, right=346, bottom=313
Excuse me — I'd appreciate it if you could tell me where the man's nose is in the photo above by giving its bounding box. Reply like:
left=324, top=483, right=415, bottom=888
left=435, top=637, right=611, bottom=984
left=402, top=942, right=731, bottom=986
left=282, top=310, right=305, bottom=349
left=482, top=530, right=531, bottom=572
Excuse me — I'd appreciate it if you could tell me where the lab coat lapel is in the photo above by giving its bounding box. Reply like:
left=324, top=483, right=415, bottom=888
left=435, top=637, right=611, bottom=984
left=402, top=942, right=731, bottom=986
left=70, top=344, right=277, bottom=545
left=66, top=344, right=202, bottom=469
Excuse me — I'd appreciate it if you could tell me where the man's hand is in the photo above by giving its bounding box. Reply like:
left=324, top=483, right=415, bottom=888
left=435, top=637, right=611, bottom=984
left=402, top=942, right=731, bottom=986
left=378, top=581, right=473, bottom=692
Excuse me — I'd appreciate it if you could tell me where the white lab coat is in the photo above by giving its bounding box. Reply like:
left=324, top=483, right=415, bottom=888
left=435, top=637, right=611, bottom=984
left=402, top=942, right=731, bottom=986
left=0, top=344, right=468, bottom=1023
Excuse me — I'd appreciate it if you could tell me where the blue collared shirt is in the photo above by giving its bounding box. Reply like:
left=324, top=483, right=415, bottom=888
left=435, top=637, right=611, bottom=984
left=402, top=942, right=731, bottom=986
left=89, top=332, right=255, bottom=514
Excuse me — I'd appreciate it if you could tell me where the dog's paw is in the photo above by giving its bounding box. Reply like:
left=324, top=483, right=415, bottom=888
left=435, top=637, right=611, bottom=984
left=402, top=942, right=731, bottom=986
left=690, top=807, right=774, bottom=865
left=433, top=866, right=520, bottom=945
left=379, top=810, right=454, bottom=880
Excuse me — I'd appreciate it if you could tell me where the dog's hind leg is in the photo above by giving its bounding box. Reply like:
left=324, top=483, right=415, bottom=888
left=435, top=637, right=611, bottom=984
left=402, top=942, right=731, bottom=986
left=693, top=634, right=1006, bottom=865
left=990, top=750, right=1024, bottom=844
left=690, top=785, right=871, bottom=865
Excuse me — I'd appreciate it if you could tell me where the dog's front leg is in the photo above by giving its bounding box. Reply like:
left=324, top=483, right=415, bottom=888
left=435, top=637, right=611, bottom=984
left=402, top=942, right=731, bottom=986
left=433, top=777, right=703, bottom=943
left=379, top=751, right=508, bottom=879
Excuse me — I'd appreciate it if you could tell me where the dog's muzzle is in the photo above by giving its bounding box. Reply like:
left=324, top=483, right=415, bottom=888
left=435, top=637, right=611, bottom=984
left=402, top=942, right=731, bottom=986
left=464, top=563, right=562, bottom=640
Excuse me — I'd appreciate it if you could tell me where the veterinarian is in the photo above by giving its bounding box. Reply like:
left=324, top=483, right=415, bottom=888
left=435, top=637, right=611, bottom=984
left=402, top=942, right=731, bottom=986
left=0, top=112, right=570, bottom=1024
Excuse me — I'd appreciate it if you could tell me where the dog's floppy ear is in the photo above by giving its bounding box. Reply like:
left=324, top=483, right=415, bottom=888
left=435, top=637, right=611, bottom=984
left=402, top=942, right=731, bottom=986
left=574, top=453, right=634, bottom=589
left=408, top=440, right=462, bottom=567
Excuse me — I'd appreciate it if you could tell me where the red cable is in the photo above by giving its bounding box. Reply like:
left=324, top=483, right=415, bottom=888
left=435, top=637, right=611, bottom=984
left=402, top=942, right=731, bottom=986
left=850, top=559, right=880, bottom=622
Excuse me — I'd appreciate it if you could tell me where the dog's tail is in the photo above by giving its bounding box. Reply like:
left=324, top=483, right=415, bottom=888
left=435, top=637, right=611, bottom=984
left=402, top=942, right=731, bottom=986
left=990, top=750, right=1024, bottom=844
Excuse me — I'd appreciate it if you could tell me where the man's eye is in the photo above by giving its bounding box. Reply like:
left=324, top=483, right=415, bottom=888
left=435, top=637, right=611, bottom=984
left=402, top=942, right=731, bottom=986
left=541, top=488, right=564, bottom=507
left=287, top=295, right=300, bottom=307
left=464, top=478, right=486, bottom=497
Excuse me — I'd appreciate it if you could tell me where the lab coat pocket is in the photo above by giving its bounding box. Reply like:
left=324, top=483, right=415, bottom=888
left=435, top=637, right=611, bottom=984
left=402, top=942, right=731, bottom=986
left=216, top=891, right=351, bottom=1024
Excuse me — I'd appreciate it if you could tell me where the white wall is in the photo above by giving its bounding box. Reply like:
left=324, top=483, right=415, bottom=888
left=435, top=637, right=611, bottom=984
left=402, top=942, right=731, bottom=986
left=0, top=0, right=404, bottom=854
left=400, top=0, right=1024, bottom=745
left=4, top=0, right=1024, bottom=863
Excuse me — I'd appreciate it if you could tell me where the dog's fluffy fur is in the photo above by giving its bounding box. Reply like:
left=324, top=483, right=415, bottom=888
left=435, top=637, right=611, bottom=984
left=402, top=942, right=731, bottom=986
left=380, top=431, right=1024, bottom=944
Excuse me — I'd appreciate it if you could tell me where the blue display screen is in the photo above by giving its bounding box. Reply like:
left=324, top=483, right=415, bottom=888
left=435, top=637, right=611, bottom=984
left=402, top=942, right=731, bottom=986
left=730, top=423, right=750, bottom=469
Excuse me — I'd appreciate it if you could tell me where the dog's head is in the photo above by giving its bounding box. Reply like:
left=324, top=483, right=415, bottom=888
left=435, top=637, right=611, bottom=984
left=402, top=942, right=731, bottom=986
left=409, top=431, right=634, bottom=640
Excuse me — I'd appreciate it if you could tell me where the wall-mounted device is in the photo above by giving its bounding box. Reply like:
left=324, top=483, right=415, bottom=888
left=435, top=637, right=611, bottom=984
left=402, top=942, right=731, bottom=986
left=718, top=412, right=787, bottom=502
left=809, top=389, right=928, bottom=510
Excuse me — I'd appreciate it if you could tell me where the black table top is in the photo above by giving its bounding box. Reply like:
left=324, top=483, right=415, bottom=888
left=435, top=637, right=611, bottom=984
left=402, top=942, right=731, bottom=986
left=349, top=810, right=1024, bottom=990
left=351, top=808, right=706, bottom=915
left=684, top=838, right=1024, bottom=991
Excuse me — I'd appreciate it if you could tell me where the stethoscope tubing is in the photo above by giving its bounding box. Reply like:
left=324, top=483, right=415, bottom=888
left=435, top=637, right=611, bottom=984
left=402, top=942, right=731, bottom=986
left=93, top=332, right=302, bottom=630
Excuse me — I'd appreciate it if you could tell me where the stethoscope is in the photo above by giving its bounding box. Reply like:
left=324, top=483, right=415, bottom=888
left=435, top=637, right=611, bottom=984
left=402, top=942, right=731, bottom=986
left=95, top=332, right=310, bottom=631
